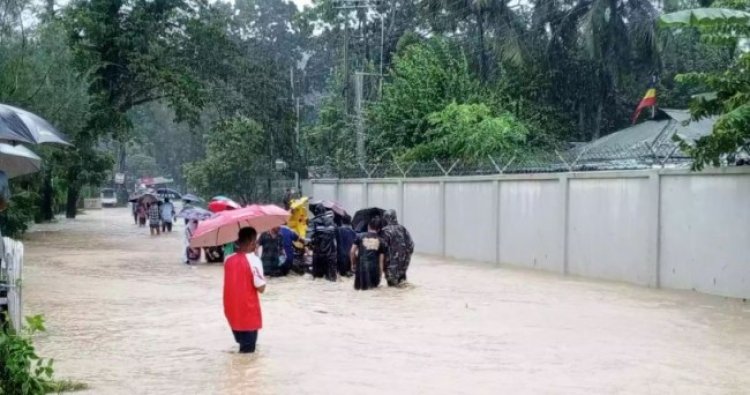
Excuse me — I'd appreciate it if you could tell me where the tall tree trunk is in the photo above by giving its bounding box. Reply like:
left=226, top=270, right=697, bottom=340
left=592, top=102, right=603, bottom=141
left=578, top=103, right=586, bottom=141
left=41, top=167, right=54, bottom=221
left=45, top=0, right=54, bottom=20
left=65, top=184, right=79, bottom=219
left=477, top=9, right=487, bottom=82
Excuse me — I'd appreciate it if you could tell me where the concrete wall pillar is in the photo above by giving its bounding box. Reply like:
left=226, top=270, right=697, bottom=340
left=397, top=180, right=404, bottom=219
left=648, top=171, right=661, bottom=288
left=440, top=181, right=446, bottom=257
left=362, top=181, right=369, bottom=209
left=494, top=180, right=501, bottom=264
left=559, top=174, right=570, bottom=275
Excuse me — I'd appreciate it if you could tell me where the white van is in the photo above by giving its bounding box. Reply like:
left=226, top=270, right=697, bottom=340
left=100, top=188, right=117, bottom=207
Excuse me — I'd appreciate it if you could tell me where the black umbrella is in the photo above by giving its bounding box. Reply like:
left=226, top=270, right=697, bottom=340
left=156, top=187, right=181, bottom=199
left=310, top=199, right=348, bottom=217
left=351, top=207, right=385, bottom=233
left=0, top=104, right=70, bottom=145
left=130, top=192, right=161, bottom=205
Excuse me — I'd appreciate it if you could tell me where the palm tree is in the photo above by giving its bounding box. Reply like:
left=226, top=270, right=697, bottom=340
left=541, top=0, right=660, bottom=139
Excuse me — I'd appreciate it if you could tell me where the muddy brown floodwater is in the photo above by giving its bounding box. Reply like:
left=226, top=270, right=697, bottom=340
left=20, top=208, right=750, bottom=394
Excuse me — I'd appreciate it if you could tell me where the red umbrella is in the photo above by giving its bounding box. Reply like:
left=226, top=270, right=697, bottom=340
left=208, top=198, right=241, bottom=213
left=189, top=204, right=290, bottom=248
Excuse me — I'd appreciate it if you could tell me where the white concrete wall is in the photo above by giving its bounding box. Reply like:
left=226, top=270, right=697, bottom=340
left=311, top=182, right=337, bottom=202
left=309, top=168, right=750, bottom=299
left=498, top=180, right=562, bottom=272
left=567, top=177, right=655, bottom=286
left=403, top=182, right=442, bottom=255
left=445, top=181, right=495, bottom=262
left=337, top=183, right=365, bottom=214
left=367, top=182, right=399, bottom=210
left=659, top=174, right=750, bottom=298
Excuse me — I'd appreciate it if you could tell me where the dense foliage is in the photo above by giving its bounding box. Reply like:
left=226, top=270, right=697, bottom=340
left=1, top=315, right=53, bottom=394
left=185, top=117, right=274, bottom=203
left=660, top=4, right=750, bottom=169
left=0, top=0, right=744, bottom=236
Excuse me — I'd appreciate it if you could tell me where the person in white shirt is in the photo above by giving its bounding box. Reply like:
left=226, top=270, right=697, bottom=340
left=161, top=198, right=176, bottom=233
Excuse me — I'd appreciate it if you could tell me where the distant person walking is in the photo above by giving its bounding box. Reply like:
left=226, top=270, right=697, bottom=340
left=282, top=188, right=293, bottom=211
left=184, top=219, right=201, bottom=264
left=161, top=198, right=175, bottom=233
left=224, top=227, right=266, bottom=353
left=350, top=217, right=385, bottom=290
left=380, top=210, right=415, bottom=287
left=148, top=203, right=161, bottom=236
left=132, top=202, right=138, bottom=225
left=258, top=227, right=284, bottom=277
left=336, top=215, right=357, bottom=277
left=137, top=203, right=147, bottom=227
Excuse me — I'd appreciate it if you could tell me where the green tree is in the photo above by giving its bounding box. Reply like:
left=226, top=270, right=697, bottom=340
left=368, top=38, right=481, bottom=158
left=402, top=102, right=529, bottom=162
left=660, top=5, right=750, bottom=168
left=185, top=117, right=274, bottom=203
left=304, top=69, right=357, bottom=171
left=61, top=0, right=212, bottom=217
left=0, top=17, right=93, bottom=224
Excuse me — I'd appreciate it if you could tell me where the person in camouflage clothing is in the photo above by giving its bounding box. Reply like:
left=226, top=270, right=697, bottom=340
left=309, top=204, right=338, bottom=281
left=380, top=210, right=414, bottom=286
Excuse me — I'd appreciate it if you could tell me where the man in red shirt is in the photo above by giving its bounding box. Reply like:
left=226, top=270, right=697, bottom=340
left=223, top=227, right=266, bottom=353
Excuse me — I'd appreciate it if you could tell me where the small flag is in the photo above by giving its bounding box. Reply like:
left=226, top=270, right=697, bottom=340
left=631, top=76, right=657, bottom=124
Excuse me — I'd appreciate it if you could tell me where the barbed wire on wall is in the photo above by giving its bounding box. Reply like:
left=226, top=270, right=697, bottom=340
left=307, top=141, right=696, bottom=179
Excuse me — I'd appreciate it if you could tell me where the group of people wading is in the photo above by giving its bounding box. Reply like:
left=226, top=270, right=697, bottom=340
left=223, top=207, right=415, bottom=354
left=308, top=205, right=415, bottom=290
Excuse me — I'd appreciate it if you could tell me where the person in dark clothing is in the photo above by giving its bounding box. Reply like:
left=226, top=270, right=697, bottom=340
left=380, top=209, right=415, bottom=286
left=282, top=189, right=293, bottom=211
left=336, top=215, right=357, bottom=277
left=258, top=227, right=284, bottom=277
left=309, top=205, right=338, bottom=281
left=278, top=225, right=299, bottom=276
left=350, top=217, right=385, bottom=290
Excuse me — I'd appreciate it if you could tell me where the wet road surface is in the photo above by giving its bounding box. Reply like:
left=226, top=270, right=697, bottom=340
left=22, top=208, right=750, bottom=394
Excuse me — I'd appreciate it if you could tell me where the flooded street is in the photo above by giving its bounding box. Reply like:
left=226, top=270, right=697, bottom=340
left=21, top=208, right=750, bottom=394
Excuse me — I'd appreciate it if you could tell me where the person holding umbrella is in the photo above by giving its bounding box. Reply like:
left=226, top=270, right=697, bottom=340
left=224, top=227, right=265, bottom=353
left=187, top=205, right=288, bottom=353
left=137, top=202, right=147, bottom=227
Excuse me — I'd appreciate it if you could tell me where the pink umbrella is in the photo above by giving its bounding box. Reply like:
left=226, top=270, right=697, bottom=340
left=189, top=204, right=290, bottom=248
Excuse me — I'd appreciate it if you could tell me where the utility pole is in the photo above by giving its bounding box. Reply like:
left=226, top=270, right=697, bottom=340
left=336, top=0, right=384, bottom=164
left=354, top=72, right=365, bottom=164
left=343, top=22, right=349, bottom=115
left=295, top=97, right=300, bottom=145
left=379, top=14, right=384, bottom=97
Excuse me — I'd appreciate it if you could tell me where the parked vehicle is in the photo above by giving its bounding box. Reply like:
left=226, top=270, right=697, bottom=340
left=100, top=188, right=117, bottom=207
